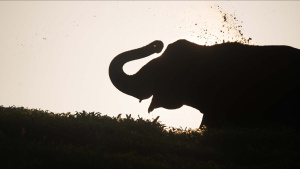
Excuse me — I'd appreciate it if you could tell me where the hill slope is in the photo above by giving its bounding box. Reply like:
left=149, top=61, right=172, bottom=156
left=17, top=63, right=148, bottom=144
left=0, top=106, right=299, bottom=168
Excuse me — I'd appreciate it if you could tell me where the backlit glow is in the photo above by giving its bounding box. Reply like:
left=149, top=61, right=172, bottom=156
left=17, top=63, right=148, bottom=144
left=0, top=1, right=299, bottom=129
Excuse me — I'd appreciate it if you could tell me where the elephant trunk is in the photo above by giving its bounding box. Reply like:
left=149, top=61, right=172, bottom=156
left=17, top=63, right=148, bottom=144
left=109, top=40, right=164, bottom=101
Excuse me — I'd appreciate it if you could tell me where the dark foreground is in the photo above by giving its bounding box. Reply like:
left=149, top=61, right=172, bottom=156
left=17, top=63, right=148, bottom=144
left=0, top=106, right=299, bottom=169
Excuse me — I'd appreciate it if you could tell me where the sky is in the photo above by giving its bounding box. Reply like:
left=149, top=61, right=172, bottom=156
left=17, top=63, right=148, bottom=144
left=1, top=1, right=300, bottom=129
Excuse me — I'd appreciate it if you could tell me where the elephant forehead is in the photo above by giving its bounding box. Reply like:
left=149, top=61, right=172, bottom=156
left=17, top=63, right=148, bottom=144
left=163, top=45, right=190, bottom=57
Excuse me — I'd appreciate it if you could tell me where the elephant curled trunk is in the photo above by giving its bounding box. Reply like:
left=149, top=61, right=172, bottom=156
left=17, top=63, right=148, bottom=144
left=109, top=40, right=164, bottom=101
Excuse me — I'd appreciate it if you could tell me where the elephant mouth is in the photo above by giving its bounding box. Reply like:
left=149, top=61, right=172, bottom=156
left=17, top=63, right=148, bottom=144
left=147, top=94, right=183, bottom=113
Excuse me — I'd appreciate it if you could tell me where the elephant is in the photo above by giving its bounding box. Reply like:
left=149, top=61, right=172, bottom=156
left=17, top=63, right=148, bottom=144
left=109, top=39, right=300, bottom=130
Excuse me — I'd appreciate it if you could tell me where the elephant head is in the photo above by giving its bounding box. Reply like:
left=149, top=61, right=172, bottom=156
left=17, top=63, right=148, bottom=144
left=109, top=40, right=201, bottom=113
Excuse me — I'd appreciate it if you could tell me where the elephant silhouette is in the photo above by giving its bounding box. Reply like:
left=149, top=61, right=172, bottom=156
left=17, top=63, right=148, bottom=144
left=109, top=39, right=300, bottom=129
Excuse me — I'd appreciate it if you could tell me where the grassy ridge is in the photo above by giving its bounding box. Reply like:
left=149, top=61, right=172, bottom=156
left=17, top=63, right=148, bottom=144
left=0, top=106, right=299, bottom=169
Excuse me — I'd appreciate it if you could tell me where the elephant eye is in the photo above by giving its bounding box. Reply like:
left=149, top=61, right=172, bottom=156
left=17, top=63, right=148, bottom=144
left=154, top=45, right=156, bottom=47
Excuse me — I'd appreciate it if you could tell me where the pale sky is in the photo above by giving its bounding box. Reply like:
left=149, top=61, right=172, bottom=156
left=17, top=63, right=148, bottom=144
left=1, top=1, right=300, bottom=129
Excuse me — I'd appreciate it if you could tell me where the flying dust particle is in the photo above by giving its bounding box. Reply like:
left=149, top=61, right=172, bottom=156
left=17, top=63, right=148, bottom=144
left=190, top=5, right=253, bottom=46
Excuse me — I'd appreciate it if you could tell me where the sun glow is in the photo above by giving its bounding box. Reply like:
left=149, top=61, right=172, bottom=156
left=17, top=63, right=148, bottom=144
left=1, top=1, right=299, bottom=130
left=150, top=105, right=203, bottom=129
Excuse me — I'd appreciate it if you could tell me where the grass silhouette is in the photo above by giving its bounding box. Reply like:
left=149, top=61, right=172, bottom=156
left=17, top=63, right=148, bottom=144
left=0, top=106, right=299, bottom=169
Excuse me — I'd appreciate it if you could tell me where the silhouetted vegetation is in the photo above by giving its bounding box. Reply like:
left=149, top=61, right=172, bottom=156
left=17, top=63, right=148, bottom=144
left=0, top=106, right=299, bottom=169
